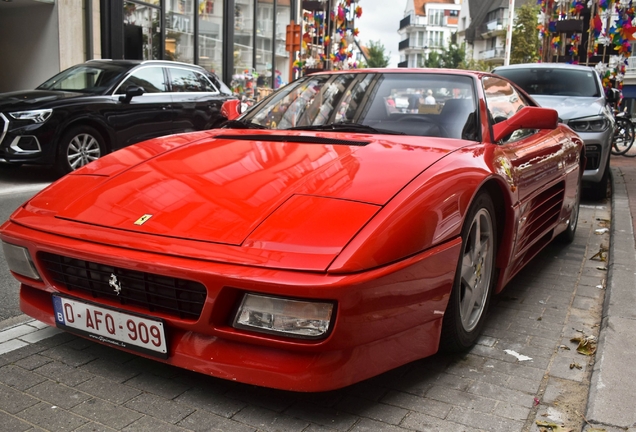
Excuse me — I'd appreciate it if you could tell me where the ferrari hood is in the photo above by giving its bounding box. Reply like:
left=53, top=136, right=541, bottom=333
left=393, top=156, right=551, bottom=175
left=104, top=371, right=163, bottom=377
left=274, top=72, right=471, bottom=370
left=52, top=132, right=460, bottom=246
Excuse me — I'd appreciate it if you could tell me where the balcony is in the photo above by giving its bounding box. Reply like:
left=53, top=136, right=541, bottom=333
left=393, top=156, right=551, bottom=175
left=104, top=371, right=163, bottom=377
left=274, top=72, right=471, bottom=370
left=625, top=56, right=636, bottom=84
left=399, top=38, right=411, bottom=51
left=479, top=47, right=505, bottom=63
left=480, top=18, right=507, bottom=38
left=399, top=15, right=411, bottom=30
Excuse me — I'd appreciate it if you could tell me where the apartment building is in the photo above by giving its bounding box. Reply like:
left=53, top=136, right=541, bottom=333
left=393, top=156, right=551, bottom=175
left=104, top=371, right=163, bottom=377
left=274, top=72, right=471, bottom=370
left=397, top=0, right=462, bottom=68
left=457, top=0, right=534, bottom=68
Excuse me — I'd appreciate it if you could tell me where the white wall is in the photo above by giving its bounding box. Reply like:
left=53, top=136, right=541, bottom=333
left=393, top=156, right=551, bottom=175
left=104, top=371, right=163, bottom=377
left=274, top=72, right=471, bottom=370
left=0, top=3, right=60, bottom=92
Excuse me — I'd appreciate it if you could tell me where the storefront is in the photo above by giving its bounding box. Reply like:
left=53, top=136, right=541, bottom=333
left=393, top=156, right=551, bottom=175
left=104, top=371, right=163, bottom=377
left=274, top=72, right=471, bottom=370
left=100, top=0, right=297, bottom=90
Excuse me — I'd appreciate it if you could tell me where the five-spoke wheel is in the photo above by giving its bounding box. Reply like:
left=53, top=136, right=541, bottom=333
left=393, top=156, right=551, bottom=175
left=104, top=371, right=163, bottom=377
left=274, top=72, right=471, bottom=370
left=56, top=126, right=105, bottom=175
left=441, top=192, right=497, bottom=352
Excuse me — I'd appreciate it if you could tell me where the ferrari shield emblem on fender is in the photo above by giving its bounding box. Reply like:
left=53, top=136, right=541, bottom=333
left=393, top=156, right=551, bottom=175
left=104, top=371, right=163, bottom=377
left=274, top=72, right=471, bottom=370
left=134, top=214, right=153, bottom=225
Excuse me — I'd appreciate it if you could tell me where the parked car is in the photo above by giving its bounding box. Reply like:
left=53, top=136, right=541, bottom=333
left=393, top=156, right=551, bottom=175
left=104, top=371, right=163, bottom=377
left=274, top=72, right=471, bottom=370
left=0, top=59, right=234, bottom=175
left=1, top=69, right=583, bottom=392
left=493, top=63, right=617, bottom=200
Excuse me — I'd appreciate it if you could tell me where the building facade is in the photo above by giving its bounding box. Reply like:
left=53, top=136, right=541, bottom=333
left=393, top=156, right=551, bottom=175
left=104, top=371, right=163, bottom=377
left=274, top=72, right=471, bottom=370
left=0, top=0, right=298, bottom=93
left=457, top=0, right=535, bottom=68
left=398, top=0, right=461, bottom=68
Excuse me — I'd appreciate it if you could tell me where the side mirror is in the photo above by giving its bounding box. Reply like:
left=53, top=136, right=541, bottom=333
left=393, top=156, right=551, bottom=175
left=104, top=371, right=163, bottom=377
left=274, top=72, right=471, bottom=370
left=119, top=85, right=145, bottom=103
left=221, top=99, right=242, bottom=121
left=492, top=106, right=558, bottom=143
left=606, top=88, right=621, bottom=104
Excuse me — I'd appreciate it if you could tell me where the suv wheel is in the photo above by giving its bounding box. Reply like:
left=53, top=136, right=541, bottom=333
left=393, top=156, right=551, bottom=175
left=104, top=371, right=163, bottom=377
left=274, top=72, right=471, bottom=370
left=585, top=156, right=610, bottom=201
left=56, top=126, right=105, bottom=175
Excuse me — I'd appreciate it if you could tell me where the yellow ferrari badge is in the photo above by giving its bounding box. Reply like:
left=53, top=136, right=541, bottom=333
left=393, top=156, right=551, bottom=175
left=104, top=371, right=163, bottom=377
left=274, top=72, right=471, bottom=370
left=134, top=214, right=153, bottom=225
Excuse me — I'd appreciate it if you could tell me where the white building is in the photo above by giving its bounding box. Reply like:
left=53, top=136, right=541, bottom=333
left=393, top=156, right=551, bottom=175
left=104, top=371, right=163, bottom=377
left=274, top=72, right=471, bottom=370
left=457, top=0, right=534, bottom=68
left=398, top=0, right=462, bottom=68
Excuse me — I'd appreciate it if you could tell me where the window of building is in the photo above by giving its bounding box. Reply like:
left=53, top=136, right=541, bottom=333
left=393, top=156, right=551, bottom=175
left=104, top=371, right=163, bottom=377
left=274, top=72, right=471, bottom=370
left=233, top=0, right=254, bottom=75
left=123, top=1, right=161, bottom=60
left=166, top=0, right=194, bottom=64
left=428, top=9, right=443, bottom=26
left=198, top=0, right=224, bottom=80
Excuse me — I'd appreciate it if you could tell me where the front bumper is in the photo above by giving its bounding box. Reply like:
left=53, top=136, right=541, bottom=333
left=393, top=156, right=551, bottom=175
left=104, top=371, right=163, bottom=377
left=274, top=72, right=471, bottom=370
left=576, top=127, right=612, bottom=184
left=3, top=220, right=460, bottom=391
left=0, top=113, right=57, bottom=165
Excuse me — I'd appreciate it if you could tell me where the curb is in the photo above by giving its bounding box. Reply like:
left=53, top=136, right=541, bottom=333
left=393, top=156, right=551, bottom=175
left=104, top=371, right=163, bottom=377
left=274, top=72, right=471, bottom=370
left=585, top=167, right=636, bottom=430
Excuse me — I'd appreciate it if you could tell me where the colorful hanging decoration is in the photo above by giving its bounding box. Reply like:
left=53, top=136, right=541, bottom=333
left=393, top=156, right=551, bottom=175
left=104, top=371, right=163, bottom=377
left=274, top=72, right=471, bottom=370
left=537, top=0, right=636, bottom=96
left=299, top=0, right=363, bottom=74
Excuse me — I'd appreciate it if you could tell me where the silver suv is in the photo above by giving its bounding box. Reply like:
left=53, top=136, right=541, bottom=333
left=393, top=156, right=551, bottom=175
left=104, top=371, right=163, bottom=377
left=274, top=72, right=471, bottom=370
left=493, top=63, right=617, bottom=200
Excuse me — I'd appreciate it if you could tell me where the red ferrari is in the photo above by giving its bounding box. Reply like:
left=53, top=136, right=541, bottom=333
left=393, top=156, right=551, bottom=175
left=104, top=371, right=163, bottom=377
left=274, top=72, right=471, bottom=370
left=1, top=69, right=583, bottom=391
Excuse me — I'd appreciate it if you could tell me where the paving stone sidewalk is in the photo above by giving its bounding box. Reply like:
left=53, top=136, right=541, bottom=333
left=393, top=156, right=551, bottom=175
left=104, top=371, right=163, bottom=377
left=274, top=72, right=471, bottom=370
left=0, top=195, right=613, bottom=432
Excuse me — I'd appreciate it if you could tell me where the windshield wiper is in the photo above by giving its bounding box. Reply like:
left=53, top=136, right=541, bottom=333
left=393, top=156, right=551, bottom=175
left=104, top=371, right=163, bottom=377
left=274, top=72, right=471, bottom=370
left=285, top=122, right=406, bottom=135
left=222, top=119, right=268, bottom=129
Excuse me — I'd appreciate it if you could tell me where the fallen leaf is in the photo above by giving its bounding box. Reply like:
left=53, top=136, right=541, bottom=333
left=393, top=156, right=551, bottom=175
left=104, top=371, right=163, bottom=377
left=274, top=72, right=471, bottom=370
left=559, top=345, right=571, bottom=351
left=570, top=362, right=582, bottom=370
left=570, top=335, right=597, bottom=356
left=536, top=420, right=573, bottom=432
left=590, top=245, right=609, bottom=262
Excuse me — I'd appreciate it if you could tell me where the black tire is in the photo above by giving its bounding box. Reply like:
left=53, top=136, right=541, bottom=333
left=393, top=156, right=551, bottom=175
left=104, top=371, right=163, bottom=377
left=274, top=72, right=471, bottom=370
left=557, top=175, right=581, bottom=243
left=611, top=118, right=635, bottom=155
left=56, top=125, right=105, bottom=176
left=585, top=155, right=610, bottom=201
left=440, top=192, right=497, bottom=352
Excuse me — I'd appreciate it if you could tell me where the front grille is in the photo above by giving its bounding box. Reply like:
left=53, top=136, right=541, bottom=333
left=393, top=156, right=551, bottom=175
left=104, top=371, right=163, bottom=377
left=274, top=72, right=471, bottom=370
left=0, top=113, right=8, bottom=147
left=584, top=144, right=600, bottom=170
left=39, top=253, right=207, bottom=320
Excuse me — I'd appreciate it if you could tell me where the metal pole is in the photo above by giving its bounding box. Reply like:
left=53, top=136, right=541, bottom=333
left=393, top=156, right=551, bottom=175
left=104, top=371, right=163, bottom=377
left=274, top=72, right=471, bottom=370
left=504, top=0, right=515, bottom=65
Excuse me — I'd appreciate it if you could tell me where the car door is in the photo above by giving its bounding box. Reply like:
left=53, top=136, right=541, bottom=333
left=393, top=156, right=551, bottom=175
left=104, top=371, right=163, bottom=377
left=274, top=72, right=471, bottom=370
left=483, top=76, right=567, bottom=202
left=166, top=66, right=227, bottom=132
left=483, top=76, right=577, bottom=262
left=108, top=65, right=175, bottom=149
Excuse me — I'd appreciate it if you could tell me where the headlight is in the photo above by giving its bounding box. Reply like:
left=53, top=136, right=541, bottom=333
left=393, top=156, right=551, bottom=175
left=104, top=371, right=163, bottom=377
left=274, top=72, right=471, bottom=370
left=2, top=242, right=41, bottom=280
left=568, top=116, right=609, bottom=133
left=9, top=109, right=52, bottom=124
left=233, top=293, right=334, bottom=339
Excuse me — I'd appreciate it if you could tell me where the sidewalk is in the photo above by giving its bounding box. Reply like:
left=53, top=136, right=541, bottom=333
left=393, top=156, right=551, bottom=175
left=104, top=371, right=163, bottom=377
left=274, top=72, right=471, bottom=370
left=584, top=159, right=636, bottom=432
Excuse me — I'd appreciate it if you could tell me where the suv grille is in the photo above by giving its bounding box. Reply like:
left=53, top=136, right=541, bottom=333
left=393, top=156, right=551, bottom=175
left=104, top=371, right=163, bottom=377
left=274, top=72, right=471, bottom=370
left=39, top=253, right=207, bottom=320
left=0, top=113, right=8, bottom=147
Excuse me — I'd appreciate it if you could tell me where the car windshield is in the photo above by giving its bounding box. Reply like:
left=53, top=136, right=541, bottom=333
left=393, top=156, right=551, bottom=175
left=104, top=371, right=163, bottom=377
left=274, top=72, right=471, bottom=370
left=495, top=68, right=601, bottom=98
left=241, top=72, right=479, bottom=140
left=37, top=63, right=130, bottom=94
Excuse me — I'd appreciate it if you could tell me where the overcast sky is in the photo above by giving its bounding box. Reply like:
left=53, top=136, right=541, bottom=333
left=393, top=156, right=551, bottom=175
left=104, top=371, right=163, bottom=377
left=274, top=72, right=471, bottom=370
left=355, top=0, right=408, bottom=67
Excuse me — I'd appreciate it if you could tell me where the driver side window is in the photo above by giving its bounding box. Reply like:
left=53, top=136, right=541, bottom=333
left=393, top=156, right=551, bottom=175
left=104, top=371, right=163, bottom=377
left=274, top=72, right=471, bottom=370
left=482, top=76, right=534, bottom=143
left=115, top=67, right=168, bottom=94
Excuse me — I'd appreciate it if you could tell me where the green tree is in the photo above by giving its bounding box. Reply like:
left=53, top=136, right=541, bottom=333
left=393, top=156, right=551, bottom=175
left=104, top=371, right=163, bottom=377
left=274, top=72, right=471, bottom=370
left=423, top=33, right=466, bottom=68
left=424, top=44, right=466, bottom=68
left=366, top=40, right=390, bottom=68
left=510, top=3, right=540, bottom=64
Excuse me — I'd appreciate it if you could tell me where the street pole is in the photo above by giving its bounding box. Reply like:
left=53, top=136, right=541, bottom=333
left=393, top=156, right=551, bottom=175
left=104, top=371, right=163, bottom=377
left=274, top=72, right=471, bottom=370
left=504, top=0, right=515, bottom=65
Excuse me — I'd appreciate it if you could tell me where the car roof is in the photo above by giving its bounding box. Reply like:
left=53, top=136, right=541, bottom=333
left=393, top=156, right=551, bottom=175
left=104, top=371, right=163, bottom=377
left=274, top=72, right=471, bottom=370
left=493, top=63, right=596, bottom=72
left=86, top=59, right=207, bottom=70
left=307, top=68, right=487, bottom=78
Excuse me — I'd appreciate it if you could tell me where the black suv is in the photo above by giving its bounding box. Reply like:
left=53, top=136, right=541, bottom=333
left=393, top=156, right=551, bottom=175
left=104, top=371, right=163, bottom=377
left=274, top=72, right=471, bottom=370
left=0, top=60, right=234, bottom=174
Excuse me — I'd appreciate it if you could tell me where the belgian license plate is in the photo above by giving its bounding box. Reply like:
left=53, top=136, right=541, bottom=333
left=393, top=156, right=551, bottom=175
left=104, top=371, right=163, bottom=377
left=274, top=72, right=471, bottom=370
left=52, top=295, right=168, bottom=359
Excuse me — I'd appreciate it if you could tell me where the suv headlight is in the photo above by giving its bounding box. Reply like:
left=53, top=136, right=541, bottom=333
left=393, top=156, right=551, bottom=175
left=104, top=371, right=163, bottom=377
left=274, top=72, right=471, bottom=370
left=9, top=109, right=52, bottom=124
left=568, top=116, right=609, bottom=133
